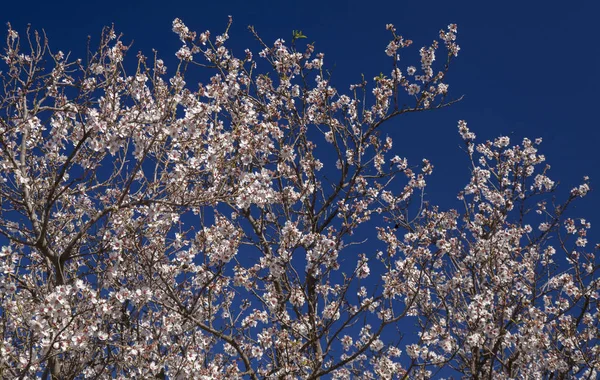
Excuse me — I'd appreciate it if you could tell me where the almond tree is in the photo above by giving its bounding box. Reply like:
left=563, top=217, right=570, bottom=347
left=0, top=18, right=597, bottom=379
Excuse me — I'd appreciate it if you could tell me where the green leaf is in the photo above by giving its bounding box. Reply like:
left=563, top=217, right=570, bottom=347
left=292, top=30, right=307, bottom=41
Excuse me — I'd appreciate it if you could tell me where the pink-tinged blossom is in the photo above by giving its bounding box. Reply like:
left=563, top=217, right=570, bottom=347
left=0, top=19, right=596, bottom=380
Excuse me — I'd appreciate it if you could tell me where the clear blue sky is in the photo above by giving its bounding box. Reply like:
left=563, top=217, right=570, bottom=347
left=4, top=0, right=598, bottom=234
left=2, top=1, right=599, bottom=376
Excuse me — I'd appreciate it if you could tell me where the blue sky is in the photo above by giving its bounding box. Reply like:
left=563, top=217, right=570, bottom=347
left=2, top=0, right=599, bottom=376
left=4, top=0, right=598, bottom=219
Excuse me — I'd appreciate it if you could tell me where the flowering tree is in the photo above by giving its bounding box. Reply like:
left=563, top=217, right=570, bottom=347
left=0, top=17, right=598, bottom=379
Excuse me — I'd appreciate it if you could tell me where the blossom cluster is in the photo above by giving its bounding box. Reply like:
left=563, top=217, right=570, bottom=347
left=0, top=19, right=596, bottom=380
